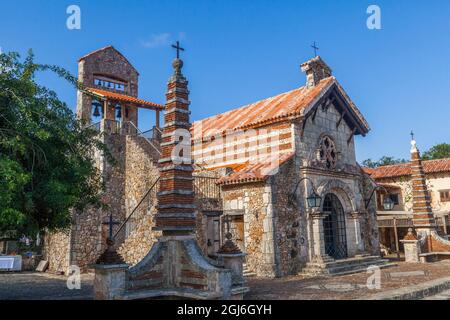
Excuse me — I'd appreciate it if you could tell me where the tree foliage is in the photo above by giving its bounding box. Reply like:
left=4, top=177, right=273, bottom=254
left=422, top=143, right=450, bottom=161
left=362, top=156, right=408, bottom=168
left=0, top=50, right=111, bottom=236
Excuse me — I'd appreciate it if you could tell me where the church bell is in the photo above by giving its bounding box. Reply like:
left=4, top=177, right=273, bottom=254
left=115, top=104, right=122, bottom=119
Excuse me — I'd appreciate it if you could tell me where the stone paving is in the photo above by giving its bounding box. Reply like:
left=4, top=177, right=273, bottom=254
left=245, top=261, right=450, bottom=300
left=1, top=261, right=449, bottom=300
left=0, top=272, right=93, bottom=300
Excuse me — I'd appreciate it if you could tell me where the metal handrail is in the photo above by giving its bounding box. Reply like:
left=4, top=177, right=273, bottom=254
left=85, top=121, right=101, bottom=131
left=124, top=121, right=162, bottom=156
left=112, top=177, right=160, bottom=240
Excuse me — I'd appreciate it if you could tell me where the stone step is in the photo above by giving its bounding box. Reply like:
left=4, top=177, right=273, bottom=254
left=302, top=257, right=396, bottom=276
left=242, top=263, right=257, bottom=277
left=304, top=255, right=382, bottom=269
left=243, top=271, right=257, bottom=278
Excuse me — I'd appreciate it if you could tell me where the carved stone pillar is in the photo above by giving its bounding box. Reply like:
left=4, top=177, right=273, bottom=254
left=309, top=211, right=333, bottom=263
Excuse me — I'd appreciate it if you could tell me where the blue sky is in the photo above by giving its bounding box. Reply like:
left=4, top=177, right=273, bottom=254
left=1, top=0, right=450, bottom=162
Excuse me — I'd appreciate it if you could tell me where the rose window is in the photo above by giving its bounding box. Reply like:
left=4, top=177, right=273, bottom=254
left=319, top=136, right=337, bottom=169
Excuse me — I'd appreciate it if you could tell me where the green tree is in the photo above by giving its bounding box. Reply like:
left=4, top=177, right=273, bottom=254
left=0, top=50, right=111, bottom=236
left=362, top=156, right=407, bottom=168
left=422, top=143, right=450, bottom=160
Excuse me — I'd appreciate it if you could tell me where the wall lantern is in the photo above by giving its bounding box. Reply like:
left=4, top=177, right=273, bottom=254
left=290, top=177, right=322, bottom=209
left=365, top=185, right=394, bottom=211
left=382, top=196, right=395, bottom=211
left=306, top=189, right=322, bottom=209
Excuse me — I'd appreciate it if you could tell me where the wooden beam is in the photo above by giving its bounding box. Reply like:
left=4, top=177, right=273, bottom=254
left=347, top=127, right=357, bottom=145
left=336, top=110, right=347, bottom=129
left=300, top=115, right=309, bottom=138
left=393, top=217, right=400, bottom=259
left=156, top=110, right=160, bottom=128
left=311, top=105, right=319, bottom=122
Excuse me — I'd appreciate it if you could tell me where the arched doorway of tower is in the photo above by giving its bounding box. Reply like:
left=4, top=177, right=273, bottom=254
left=323, top=193, right=348, bottom=260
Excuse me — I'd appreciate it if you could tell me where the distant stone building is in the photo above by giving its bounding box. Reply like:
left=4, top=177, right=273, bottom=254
left=365, top=158, right=450, bottom=256
left=43, top=46, right=389, bottom=277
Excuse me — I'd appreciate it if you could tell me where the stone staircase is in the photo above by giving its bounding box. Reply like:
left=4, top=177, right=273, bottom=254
left=243, top=263, right=257, bottom=278
left=301, top=254, right=396, bottom=276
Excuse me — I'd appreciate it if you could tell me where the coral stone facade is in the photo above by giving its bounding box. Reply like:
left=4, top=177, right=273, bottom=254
left=44, top=47, right=387, bottom=277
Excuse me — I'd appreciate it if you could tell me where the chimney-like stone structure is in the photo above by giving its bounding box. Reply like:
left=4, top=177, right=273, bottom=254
left=409, top=139, right=437, bottom=233
left=154, top=58, right=196, bottom=235
left=301, top=56, right=332, bottom=88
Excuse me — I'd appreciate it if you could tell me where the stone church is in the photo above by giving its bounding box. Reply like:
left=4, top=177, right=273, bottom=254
left=43, top=45, right=388, bottom=278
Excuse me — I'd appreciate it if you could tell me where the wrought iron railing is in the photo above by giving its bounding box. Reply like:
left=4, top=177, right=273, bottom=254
left=194, top=175, right=222, bottom=199
left=86, top=121, right=101, bottom=131
left=86, top=119, right=162, bottom=156
left=113, top=177, right=160, bottom=240
left=122, top=121, right=162, bottom=156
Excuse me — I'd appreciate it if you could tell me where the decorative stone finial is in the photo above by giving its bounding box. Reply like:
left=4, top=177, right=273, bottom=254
left=403, top=228, right=418, bottom=241
left=172, top=58, right=183, bottom=74
left=410, top=138, right=418, bottom=154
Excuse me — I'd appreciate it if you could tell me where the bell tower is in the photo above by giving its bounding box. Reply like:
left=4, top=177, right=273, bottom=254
left=76, top=45, right=140, bottom=125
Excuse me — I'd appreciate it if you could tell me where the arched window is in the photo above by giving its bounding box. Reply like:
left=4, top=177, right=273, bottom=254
left=319, top=136, right=337, bottom=169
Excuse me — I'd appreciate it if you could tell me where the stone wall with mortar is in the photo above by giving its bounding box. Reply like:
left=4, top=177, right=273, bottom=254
left=270, top=158, right=309, bottom=276
left=43, top=134, right=162, bottom=272
left=69, top=134, right=127, bottom=272
left=222, top=182, right=277, bottom=277
left=117, top=135, right=160, bottom=265
left=42, top=230, right=71, bottom=274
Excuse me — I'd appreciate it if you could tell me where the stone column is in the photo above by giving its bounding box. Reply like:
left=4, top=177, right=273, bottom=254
left=91, top=241, right=129, bottom=300
left=216, top=230, right=248, bottom=300
left=309, top=211, right=333, bottom=263
left=93, top=263, right=128, bottom=300
left=154, top=57, right=196, bottom=235
left=400, top=228, right=421, bottom=263
left=348, top=211, right=364, bottom=256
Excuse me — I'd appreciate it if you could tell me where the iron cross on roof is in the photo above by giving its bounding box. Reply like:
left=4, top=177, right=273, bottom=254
left=103, top=213, right=120, bottom=241
left=172, top=41, right=185, bottom=59
left=311, top=41, right=319, bottom=57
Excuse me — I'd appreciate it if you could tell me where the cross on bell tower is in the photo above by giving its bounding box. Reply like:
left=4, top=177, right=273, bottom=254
left=311, top=41, right=319, bottom=57
left=171, top=41, right=185, bottom=59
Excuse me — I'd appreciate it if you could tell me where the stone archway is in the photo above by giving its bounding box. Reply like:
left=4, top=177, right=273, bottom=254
left=322, top=193, right=348, bottom=259
left=314, top=179, right=363, bottom=258
left=316, top=179, right=358, bottom=214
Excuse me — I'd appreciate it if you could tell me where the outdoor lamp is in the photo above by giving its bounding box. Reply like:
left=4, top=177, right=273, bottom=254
left=382, top=196, right=395, bottom=211
left=307, top=190, right=322, bottom=208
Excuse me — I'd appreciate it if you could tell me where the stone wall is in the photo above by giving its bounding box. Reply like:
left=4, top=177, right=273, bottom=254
left=222, top=182, right=277, bottom=277
left=118, top=135, right=160, bottom=265
left=270, top=158, right=310, bottom=276
left=42, top=230, right=70, bottom=274
left=70, top=134, right=127, bottom=272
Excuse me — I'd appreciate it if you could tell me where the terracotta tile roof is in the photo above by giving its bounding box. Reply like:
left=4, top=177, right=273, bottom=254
left=364, top=158, right=450, bottom=179
left=192, top=77, right=334, bottom=139
left=86, top=87, right=164, bottom=110
left=217, top=152, right=294, bottom=185
left=192, top=76, right=369, bottom=140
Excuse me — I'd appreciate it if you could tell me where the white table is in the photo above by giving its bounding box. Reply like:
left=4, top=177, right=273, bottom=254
left=0, top=255, right=22, bottom=271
